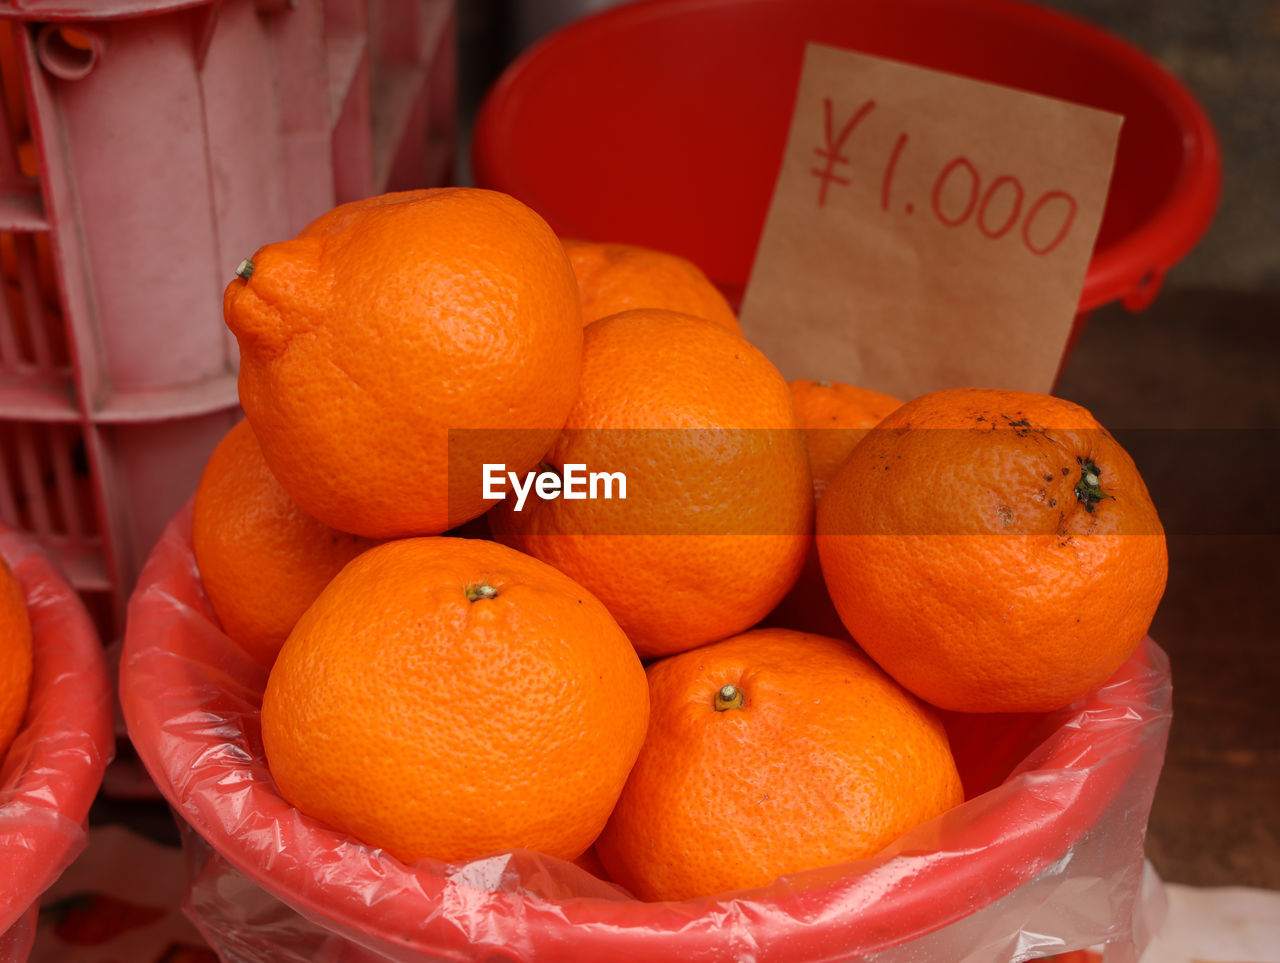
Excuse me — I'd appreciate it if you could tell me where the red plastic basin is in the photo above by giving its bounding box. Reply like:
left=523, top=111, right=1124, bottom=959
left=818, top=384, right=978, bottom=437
left=472, top=0, right=1220, bottom=336
left=0, top=526, right=115, bottom=955
left=120, top=504, right=1173, bottom=961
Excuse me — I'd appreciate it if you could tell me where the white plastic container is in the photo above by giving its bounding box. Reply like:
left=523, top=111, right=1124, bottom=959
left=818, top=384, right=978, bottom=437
left=0, top=0, right=456, bottom=640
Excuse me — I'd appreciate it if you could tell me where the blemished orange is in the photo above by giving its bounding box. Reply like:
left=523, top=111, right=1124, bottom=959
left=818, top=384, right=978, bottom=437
left=224, top=187, right=583, bottom=538
left=191, top=419, right=377, bottom=666
left=260, top=537, right=649, bottom=865
left=562, top=239, right=741, bottom=333
left=817, top=386, right=1168, bottom=714
left=594, top=628, right=965, bottom=902
left=764, top=379, right=903, bottom=638
left=788, top=379, right=903, bottom=499
left=0, top=555, right=33, bottom=760
left=489, top=308, right=811, bottom=659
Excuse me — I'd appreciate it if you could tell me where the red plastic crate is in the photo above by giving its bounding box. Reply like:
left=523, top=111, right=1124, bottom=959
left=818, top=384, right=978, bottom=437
left=0, top=0, right=457, bottom=642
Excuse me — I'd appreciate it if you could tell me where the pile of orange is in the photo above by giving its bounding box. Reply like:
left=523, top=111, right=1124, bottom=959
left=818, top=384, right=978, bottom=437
left=189, top=187, right=1167, bottom=902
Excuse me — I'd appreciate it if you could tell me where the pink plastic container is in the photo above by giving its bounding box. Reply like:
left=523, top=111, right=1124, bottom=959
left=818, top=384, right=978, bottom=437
left=0, top=523, right=115, bottom=961
left=472, top=0, right=1221, bottom=362
left=0, top=1, right=457, bottom=641
left=121, top=504, right=1173, bottom=962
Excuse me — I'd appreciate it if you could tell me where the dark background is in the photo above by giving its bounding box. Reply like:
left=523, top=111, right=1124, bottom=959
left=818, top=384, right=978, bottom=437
left=453, top=0, right=1280, bottom=890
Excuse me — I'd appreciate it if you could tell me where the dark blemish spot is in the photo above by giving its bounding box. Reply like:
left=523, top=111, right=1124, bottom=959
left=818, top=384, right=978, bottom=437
left=1004, top=416, right=1033, bottom=437
left=1074, top=456, right=1112, bottom=514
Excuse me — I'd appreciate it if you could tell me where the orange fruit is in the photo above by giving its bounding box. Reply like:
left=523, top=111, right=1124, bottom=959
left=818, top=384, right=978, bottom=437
left=0, top=555, right=33, bottom=760
left=764, top=379, right=903, bottom=637
left=594, top=628, right=964, bottom=901
left=223, top=188, right=583, bottom=538
left=489, top=308, right=811, bottom=658
left=191, top=419, right=377, bottom=666
left=562, top=239, right=741, bottom=333
left=817, top=387, right=1167, bottom=714
left=788, top=379, right=903, bottom=500
left=260, top=537, right=649, bottom=865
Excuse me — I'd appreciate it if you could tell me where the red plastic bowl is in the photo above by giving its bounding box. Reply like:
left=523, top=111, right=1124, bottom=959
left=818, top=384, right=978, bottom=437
left=472, top=0, right=1220, bottom=325
left=121, top=505, right=1172, bottom=961
left=0, top=526, right=115, bottom=954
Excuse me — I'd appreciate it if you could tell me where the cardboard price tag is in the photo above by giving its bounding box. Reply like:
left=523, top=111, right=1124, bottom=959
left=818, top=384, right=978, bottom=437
left=739, top=43, right=1123, bottom=400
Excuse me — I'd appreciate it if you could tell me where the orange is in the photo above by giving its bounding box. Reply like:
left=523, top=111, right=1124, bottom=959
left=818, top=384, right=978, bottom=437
left=594, top=628, right=964, bottom=901
left=817, top=387, right=1167, bottom=714
left=788, top=379, right=903, bottom=500
left=562, top=239, right=741, bottom=333
left=260, top=536, right=649, bottom=865
left=489, top=308, right=811, bottom=659
left=224, top=187, right=583, bottom=538
left=191, top=418, right=377, bottom=666
left=0, top=554, right=33, bottom=760
left=764, top=379, right=903, bottom=637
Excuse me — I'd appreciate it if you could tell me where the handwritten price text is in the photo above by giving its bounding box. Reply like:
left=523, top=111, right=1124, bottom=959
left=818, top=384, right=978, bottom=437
left=812, top=97, right=1078, bottom=256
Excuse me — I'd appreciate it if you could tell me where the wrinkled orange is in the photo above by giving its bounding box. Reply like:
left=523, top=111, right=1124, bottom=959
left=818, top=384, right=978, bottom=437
left=0, top=554, right=32, bottom=760
left=562, top=239, right=741, bottom=332
left=594, top=628, right=964, bottom=901
left=261, top=537, right=649, bottom=865
left=191, top=418, right=377, bottom=665
left=789, top=379, right=903, bottom=499
left=817, top=387, right=1167, bottom=713
left=489, top=308, right=811, bottom=658
left=224, top=188, right=583, bottom=538
left=764, top=379, right=903, bottom=637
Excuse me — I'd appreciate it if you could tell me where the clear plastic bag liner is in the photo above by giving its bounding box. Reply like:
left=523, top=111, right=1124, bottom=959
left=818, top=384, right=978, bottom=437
left=121, top=505, right=1173, bottom=963
left=0, top=527, right=116, bottom=958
